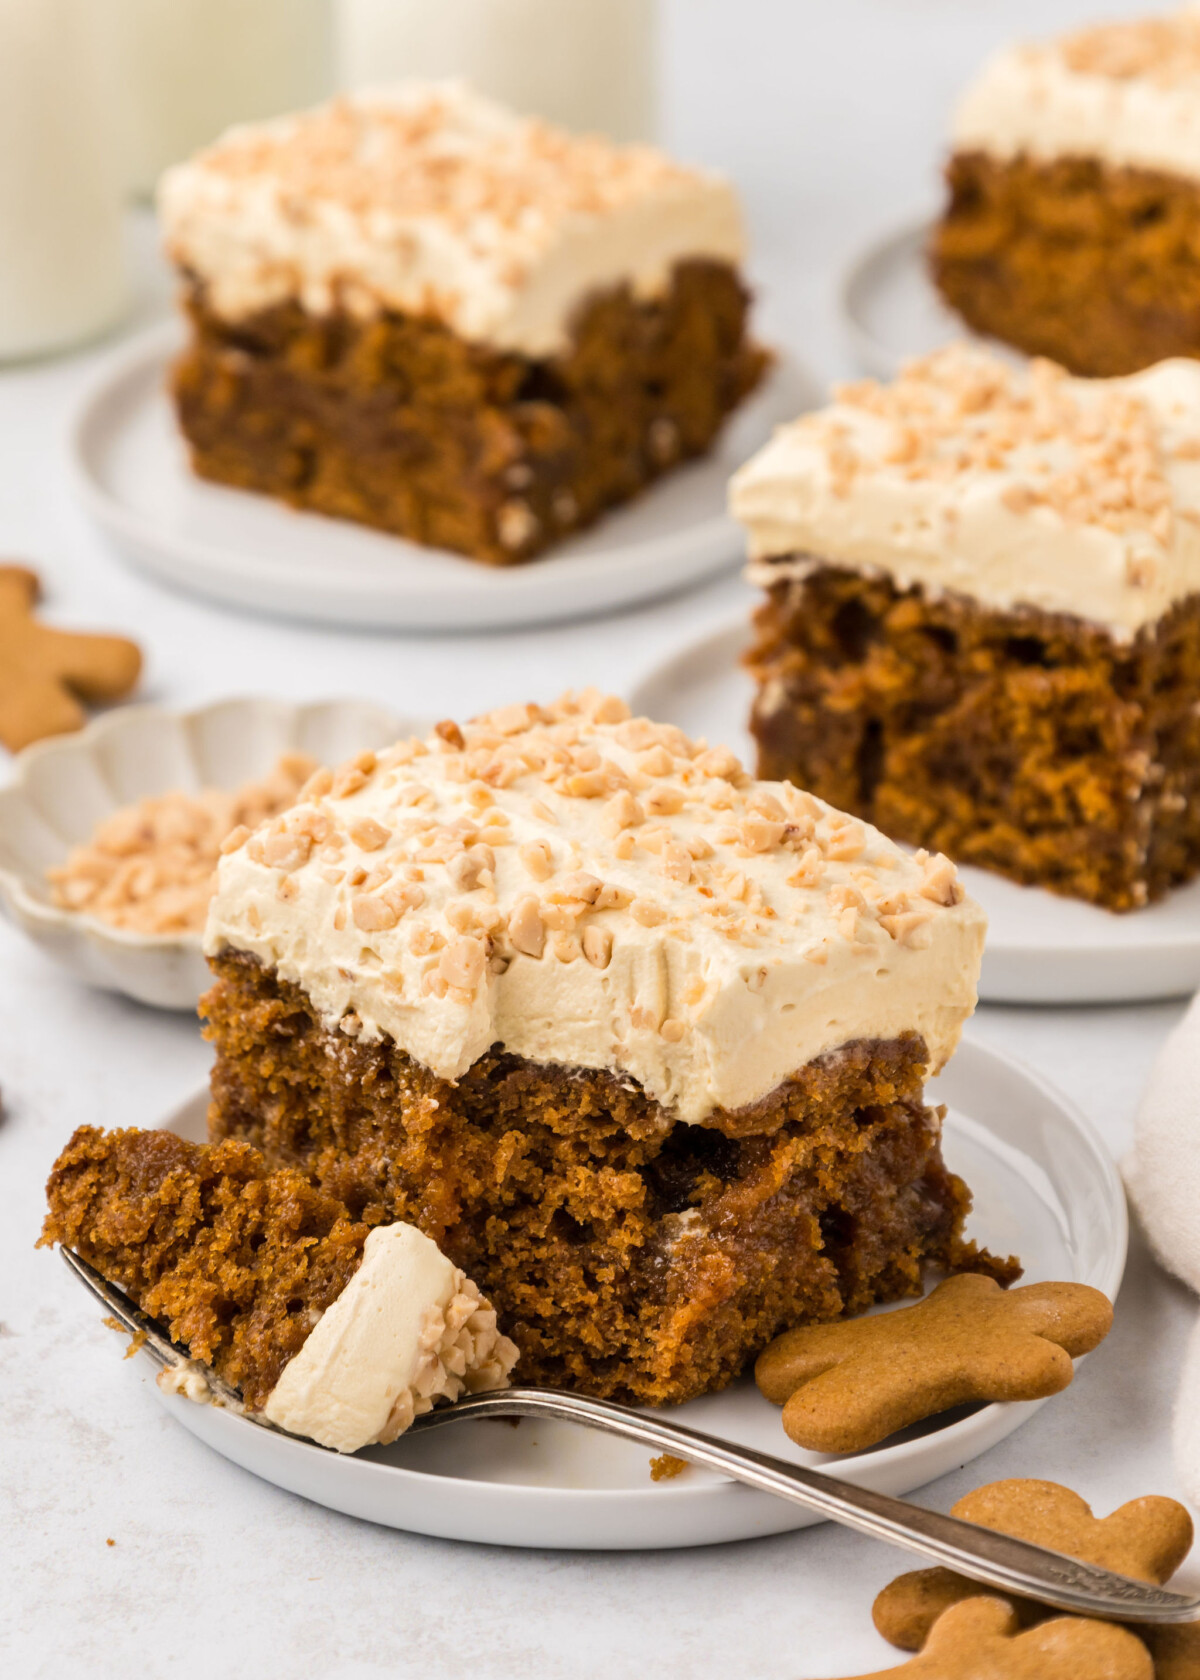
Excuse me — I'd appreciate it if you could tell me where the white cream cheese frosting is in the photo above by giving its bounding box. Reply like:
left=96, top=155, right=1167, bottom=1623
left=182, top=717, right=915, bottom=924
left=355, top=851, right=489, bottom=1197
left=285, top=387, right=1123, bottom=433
left=952, top=5, right=1200, bottom=184
left=261, top=1222, right=517, bottom=1454
left=730, top=345, right=1200, bottom=641
left=157, top=80, right=746, bottom=356
left=204, top=691, right=985, bottom=1124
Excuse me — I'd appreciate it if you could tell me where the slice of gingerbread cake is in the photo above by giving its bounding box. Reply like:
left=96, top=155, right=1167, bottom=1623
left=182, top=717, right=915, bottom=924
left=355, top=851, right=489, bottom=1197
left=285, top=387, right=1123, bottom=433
left=197, top=689, right=997, bottom=1409
left=933, top=6, right=1200, bottom=376
left=41, top=1126, right=516, bottom=1452
left=158, top=82, right=767, bottom=564
left=732, top=345, right=1200, bottom=912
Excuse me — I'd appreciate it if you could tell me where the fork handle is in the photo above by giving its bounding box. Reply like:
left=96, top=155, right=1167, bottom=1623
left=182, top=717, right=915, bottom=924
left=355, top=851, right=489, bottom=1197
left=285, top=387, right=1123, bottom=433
left=411, top=1388, right=1200, bottom=1626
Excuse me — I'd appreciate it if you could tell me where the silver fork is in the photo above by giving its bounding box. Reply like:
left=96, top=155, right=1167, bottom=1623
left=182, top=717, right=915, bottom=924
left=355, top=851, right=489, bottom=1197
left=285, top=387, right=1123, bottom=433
left=62, top=1245, right=1200, bottom=1626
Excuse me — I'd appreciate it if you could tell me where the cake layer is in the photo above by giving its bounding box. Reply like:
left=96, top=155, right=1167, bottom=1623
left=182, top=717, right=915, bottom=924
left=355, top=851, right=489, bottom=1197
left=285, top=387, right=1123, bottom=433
left=932, top=152, right=1200, bottom=379
left=730, top=347, right=1200, bottom=640
left=158, top=81, right=745, bottom=357
left=202, top=952, right=1009, bottom=1407
left=41, top=1127, right=365, bottom=1410
left=746, top=564, right=1200, bottom=912
left=952, top=7, right=1200, bottom=185
left=171, top=260, right=764, bottom=565
left=41, top=1126, right=516, bottom=1450
left=203, top=691, right=984, bottom=1124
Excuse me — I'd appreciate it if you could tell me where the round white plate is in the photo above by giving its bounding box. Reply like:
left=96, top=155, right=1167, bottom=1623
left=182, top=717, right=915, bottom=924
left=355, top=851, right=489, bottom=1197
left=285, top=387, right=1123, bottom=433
left=70, top=321, right=819, bottom=632
left=839, top=214, right=1018, bottom=381
left=630, top=621, right=1200, bottom=1004
left=141, top=1040, right=1123, bottom=1549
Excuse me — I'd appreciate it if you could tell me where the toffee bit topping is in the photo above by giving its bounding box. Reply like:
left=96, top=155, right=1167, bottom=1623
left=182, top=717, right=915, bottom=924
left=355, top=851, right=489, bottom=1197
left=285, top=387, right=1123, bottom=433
left=209, top=692, right=975, bottom=1078
left=518, top=840, right=554, bottom=881
left=582, top=925, right=613, bottom=969
left=349, top=817, right=390, bottom=852
left=435, top=719, right=466, bottom=751
left=438, top=935, right=487, bottom=993
left=507, top=895, right=546, bottom=959
left=824, top=345, right=1185, bottom=546
left=352, top=894, right=399, bottom=933
left=332, top=767, right=368, bottom=799
left=186, top=87, right=709, bottom=239
left=1060, top=13, right=1200, bottom=85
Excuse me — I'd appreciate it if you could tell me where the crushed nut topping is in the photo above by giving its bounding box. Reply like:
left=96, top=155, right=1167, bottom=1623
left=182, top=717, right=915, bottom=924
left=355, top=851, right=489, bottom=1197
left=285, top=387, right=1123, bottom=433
left=185, top=86, right=711, bottom=248
left=47, top=753, right=317, bottom=934
left=821, top=345, right=1185, bottom=545
left=205, top=691, right=977, bottom=1076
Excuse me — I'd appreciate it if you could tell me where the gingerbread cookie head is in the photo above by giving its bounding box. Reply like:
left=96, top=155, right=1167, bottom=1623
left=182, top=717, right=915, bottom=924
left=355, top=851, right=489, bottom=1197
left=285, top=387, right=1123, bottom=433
left=873, top=1479, right=1193, bottom=1651
left=0, top=566, right=141, bottom=752
left=845, top=1598, right=1152, bottom=1680
left=755, top=1273, right=1113, bottom=1453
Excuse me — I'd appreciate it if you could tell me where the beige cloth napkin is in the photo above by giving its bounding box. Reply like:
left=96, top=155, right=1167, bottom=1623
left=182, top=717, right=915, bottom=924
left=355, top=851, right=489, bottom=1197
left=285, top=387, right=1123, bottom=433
left=1125, top=990, right=1200, bottom=1503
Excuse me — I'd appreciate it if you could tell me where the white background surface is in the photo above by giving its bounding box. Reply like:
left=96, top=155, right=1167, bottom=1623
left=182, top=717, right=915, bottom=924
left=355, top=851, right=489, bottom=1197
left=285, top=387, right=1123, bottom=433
left=3, top=3, right=1195, bottom=1674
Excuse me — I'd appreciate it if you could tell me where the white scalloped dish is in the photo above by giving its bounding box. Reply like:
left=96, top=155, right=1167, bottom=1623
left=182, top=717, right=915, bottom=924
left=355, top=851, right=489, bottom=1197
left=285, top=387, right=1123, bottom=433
left=0, top=698, right=420, bottom=1009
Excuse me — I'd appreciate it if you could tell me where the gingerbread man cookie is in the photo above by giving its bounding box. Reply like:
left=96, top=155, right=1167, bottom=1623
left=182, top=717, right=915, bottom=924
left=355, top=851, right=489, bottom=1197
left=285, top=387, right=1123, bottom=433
left=873, top=1480, right=1193, bottom=1651
left=1149, top=1623, right=1200, bottom=1679
left=755, top=1273, right=1112, bottom=1452
left=836, top=1598, right=1152, bottom=1680
left=0, top=566, right=141, bottom=752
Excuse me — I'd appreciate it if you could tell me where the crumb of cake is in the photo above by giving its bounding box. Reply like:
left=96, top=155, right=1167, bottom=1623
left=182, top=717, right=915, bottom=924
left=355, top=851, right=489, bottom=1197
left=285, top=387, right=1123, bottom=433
left=650, top=1453, right=688, bottom=1481
left=46, top=753, right=317, bottom=933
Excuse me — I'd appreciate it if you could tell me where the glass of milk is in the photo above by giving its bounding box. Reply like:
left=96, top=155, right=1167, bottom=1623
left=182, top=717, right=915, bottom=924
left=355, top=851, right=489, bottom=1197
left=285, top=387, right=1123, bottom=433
left=0, top=0, right=128, bottom=360
left=339, top=0, right=658, bottom=141
left=117, top=0, right=335, bottom=197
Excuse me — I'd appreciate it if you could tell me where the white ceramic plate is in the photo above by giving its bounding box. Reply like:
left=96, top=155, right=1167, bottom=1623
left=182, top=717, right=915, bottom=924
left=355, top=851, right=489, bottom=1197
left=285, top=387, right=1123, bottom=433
left=0, top=697, right=421, bottom=1009
left=839, top=214, right=1018, bottom=381
left=140, top=1039, right=1123, bottom=1550
left=70, top=321, right=819, bottom=632
left=629, top=621, right=1200, bottom=1004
